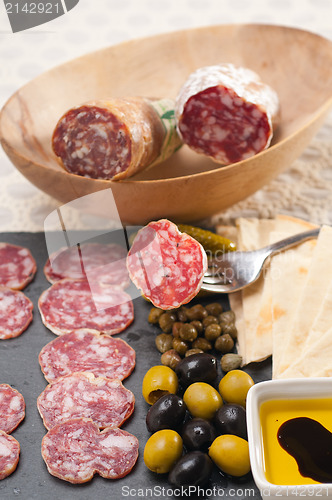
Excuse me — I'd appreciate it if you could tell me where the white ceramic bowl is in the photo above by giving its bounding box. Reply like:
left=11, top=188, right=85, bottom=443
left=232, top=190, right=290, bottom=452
left=246, top=378, right=332, bottom=500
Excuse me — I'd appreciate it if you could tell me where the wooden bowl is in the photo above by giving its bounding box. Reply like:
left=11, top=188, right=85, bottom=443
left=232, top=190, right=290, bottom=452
left=1, top=24, right=332, bottom=224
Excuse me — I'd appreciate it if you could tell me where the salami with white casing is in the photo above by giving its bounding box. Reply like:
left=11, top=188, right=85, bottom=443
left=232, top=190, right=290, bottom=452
left=0, top=243, right=36, bottom=290
left=37, top=372, right=135, bottom=430
left=41, top=418, right=139, bottom=483
left=38, top=279, right=134, bottom=335
left=0, top=287, right=33, bottom=340
left=39, top=330, right=136, bottom=382
left=175, top=63, right=280, bottom=164
left=127, top=219, right=208, bottom=310
left=0, top=431, right=20, bottom=481
left=0, top=385, right=25, bottom=434
left=52, top=97, right=182, bottom=180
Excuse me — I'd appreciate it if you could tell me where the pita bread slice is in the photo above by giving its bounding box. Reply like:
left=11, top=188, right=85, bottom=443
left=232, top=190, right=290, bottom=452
left=276, top=225, right=332, bottom=376
left=303, top=279, right=332, bottom=349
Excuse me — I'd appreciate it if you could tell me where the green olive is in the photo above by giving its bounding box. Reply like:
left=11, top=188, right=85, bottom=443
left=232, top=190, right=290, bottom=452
left=179, top=323, right=198, bottom=342
left=144, top=429, right=183, bottom=473
left=205, top=302, right=223, bottom=317
left=218, top=370, right=254, bottom=407
left=159, top=312, right=177, bottom=333
left=161, top=349, right=182, bottom=370
left=204, top=323, right=221, bottom=342
left=214, top=334, right=234, bottom=353
left=183, top=382, right=223, bottom=420
left=155, top=333, right=173, bottom=353
left=209, top=434, right=250, bottom=477
left=142, top=365, right=178, bottom=405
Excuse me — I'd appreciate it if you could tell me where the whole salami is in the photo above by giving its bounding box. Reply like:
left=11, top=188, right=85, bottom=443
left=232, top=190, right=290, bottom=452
left=39, top=329, right=136, bottom=382
left=0, top=243, right=36, bottom=290
left=38, top=279, right=134, bottom=335
left=175, top=63, right=279, bottom=164
left=127, top=219, right=207, bottom=310
left=41, top=418, right=139, bottom=483
left=52, top=97, right=182, bottom=180
left=44, top=242, right=130, bottom=287
left=0, top=431, right=20, bottom=481
left=0, top=385, right=25, bottom=434
left=0, top=287, right=33, bottom=340
left=37, top=372, right=135, bottom=430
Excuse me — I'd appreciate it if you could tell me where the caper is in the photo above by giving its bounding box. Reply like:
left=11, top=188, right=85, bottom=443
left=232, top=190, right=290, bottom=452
left=205, top=302, right=223, bottom=317
left=192, top=337, right=212, bottom=352
left=219, top=310, right=236, bottom=325
left=177, top=307, right=189, bottom=322
left=190, top=320, right=204, bottom=335
left=161, top=349, right=182, bottom=370
left=202, top=315, right=219, bottom=329
left=172, top=322, right=183, bottom=338
left=148, top=307, right=164, bottom=324
left=179, top=323, right=198, bottom=342
left=222, top=322, right=238, bottom=339
left=221, top=353, right=242, bottom=372
left=172, top=338, right=189, bottom=356
left=185, top=348, right=204, bottom=357
left=214, top=333, right=234, bottom=353
left=186, top=304, right=208, bottom=321
left=204, top=323, right=222, bottom=342
left=159, top=312, right=177, bottom=333
left=155, top=333, right=174, bottom=353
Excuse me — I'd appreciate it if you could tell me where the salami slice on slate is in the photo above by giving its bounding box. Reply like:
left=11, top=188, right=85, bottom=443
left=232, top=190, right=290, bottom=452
left=38, top=279, right=134, bottom=335
left=0, top=431, right=20, bottom=481
left=0, top=287, right=33, bottom=340
left=0, top=243, right=36, bottom=290
left=41, top=418, right=139, bottom=483
left=37, top=372, right=135, bottom=430
left=39, top=330, right=136, bottom=383
left=175, top=63, right=279, bottom=164
left=0, top=385, right=25, bottom=434
left=127, top=219, right=208, bottom=310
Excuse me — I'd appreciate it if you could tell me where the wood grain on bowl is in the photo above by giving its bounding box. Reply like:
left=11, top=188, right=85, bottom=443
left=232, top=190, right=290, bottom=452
left=1, top=24, right=332, bottom=224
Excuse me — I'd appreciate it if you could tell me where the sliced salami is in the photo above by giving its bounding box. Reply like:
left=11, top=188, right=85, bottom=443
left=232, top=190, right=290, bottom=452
left=38, top=279, right=134, bottom=335
left=0, top=431, right=20, bottom=481
left=0, top=243, right=36, bottom=290
left=0, top=287, right=33, bottom=340
left=44, top=242, right=130, bottom=288
left=41, top=418, right=139, bottom=483
left=37, top=372, right=135, bottom=430
left=0, top=385, right=25, bottom=434
left=127, top=219, right=207, bottom=310
left=52, top=97, right=181, bottom=181
left=39, top=330, right=136, bottom=383
left=175, top=63, right=280, bottom=164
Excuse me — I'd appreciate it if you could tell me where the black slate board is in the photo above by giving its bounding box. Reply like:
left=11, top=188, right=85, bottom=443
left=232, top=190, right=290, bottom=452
left=0, top=232, right=271, bottom=500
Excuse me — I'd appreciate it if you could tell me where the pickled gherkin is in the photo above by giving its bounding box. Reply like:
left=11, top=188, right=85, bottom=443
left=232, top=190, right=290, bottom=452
left=177, top=224, right=236, bottom=254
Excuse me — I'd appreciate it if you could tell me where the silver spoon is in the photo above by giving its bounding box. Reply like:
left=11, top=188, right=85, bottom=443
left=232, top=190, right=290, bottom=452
left=201, top=227, right=320, bottom=294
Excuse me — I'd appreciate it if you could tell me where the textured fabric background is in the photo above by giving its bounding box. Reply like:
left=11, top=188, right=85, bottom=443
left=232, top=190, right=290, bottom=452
left=0, top=0, right=331, bottom=230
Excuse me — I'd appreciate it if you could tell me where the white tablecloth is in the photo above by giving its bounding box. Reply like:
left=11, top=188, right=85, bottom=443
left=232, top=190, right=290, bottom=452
left=1, top=0, right=332, bottom=231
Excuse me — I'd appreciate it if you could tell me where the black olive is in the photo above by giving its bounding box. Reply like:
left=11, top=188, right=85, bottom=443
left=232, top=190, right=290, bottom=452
left=175, top=353, right=218, bottom=387
left=168, top=451, right=213, bottom=488
left=182, top=418, right=216, bottom=451
left=146, top=394, right=187, bottom=433
left=214, top=403, right=248, bottom=440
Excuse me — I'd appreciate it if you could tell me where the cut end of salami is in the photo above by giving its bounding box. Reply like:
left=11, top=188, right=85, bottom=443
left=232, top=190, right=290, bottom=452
left=0, top=385, right=25, bottom=434
left=0, top=430, right=20, bottom=481
left=0, top=243, right=36, bottom=290
left=39, top=329, right=136, bottom=383
left=38, top=279, right=134, bottom=336
left=127, top=219, right=208, bottom=310
left=37, top=372, right=135, bottom=430
left=41, top=418, right=139, bottom=483
left=175, top=63, right=280, bottom=164
left=0, top=287, right=33, bottom=340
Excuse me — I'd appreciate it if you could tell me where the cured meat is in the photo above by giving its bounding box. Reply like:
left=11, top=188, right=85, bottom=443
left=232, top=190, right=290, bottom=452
left=52, top=97, right=182, bottom=181
left=41, top=418, right=139, bottom=483
left=44, top=242, right=129, bottom=287
left=38, top=279, right=134, bottom=335
left=0, top=431, right=20, bottom=481
left=37, top=372, right=135, bottom=430
left=127, top=219, right=207, bottom=310
left=0, top=243, right=36, bottom=290
left=175, top=63, right=280, bottom=164
left=0, top=287, right=33, bottom=340
left=39, top=329, right=136, bottom=382
left=0, top=385, right=25, bottom=434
